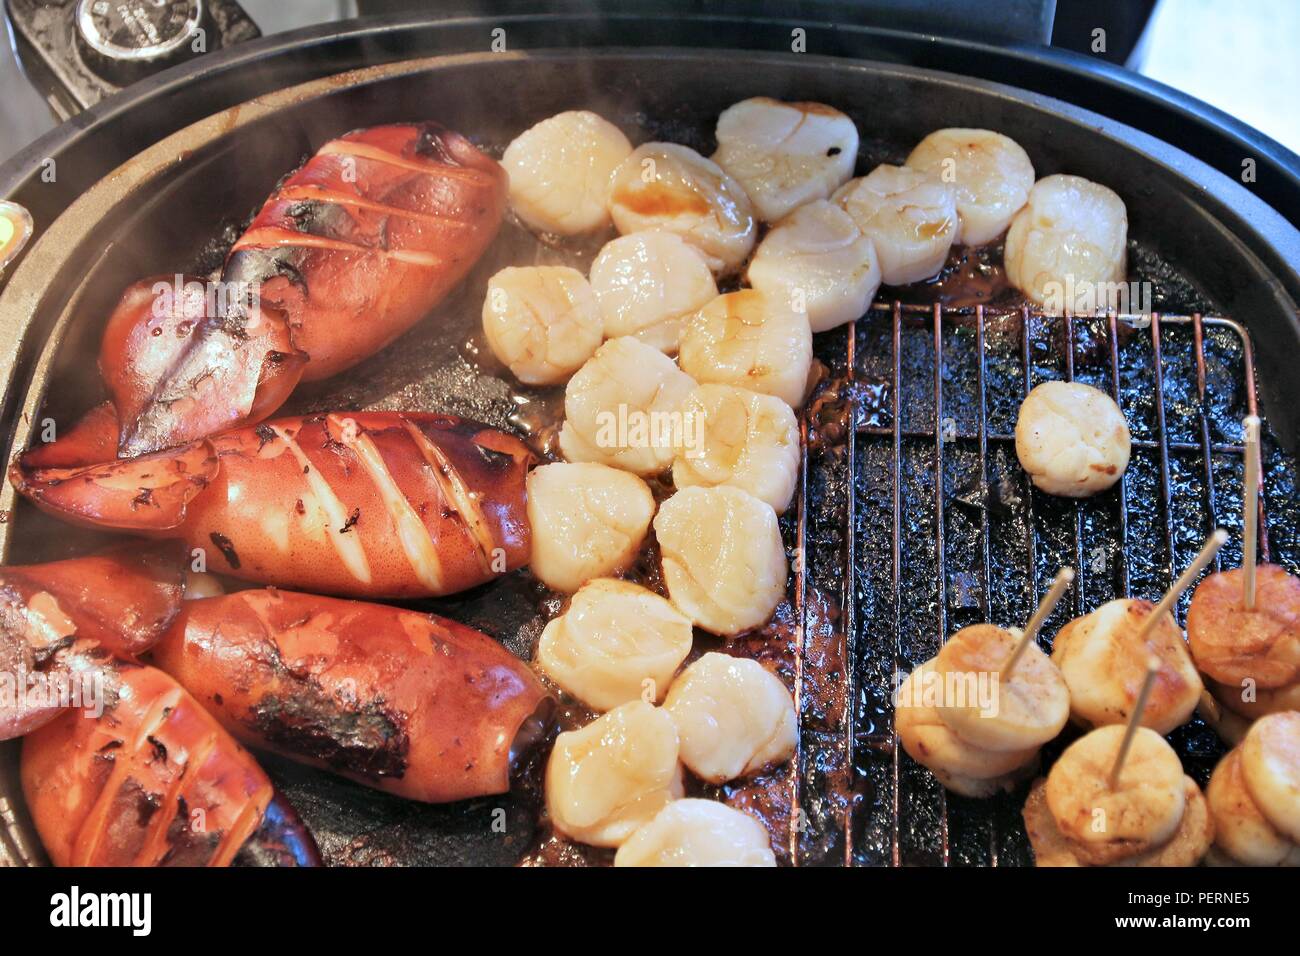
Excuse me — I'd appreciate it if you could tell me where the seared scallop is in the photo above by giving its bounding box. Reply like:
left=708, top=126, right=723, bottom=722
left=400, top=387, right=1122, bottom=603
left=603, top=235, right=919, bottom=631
left=746, top=199, right=881, bottom=333
left=609, top=142, right=757, bottom=274
left=1044, top=725, right=1187, bottom=865
left=677, top=290, right=812, bottom=409
left=895, top=660, right=1040, bottom=798
left=654, top=486, right=787, bottom=636
left=1240, top=711, right=1300, bottom=844
left=481, top=266, right=602, bottom=385
left=672, top=384, right=799, bottom=514
left=559, top=336, right=698, bottom=476
left=932, top=624, right=1070, bottom=752
left=588, top=231, right=717, bottom=353
left=833, top=164, right=957, bottom=285
left=905, top=128, right=1034, bottom=245
left=615, top=799, right=777, bottom=867
left=546, top=700, right=684, bottom=847
left=526, top=462, right=655, bottom=593
left=1207, top=747, right=1300, bottom=866
left=501, top=110, right=632, bottom=235
left=1015, top=380, right=1131, bottom=497
left=1187, top=564, right=1300, bottom=689
left=664, top=652, right=796, bottom=783
left=1004, top=174, right=1128, bottom=314
left=1053, top=598, right=1203, bottom=735
left=536, top=578, right=694, bottom=711
left=712, top=97, right=859, bottom=222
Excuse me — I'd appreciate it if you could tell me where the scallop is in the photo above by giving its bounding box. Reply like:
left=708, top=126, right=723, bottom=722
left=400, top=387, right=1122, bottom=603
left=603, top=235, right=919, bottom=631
left=536, top=578, right=694, bottom=711
left=677, top=290, right=812, bottom=409
left=712, top=97, right=859, bottom=223
left=653, top=486, right=787, bottom=636
left=1207, top=747, right=1300, bottom=866
left=1053, top=598, right=1203, bottom=735
left=588, top=231, right=717, bottom=353
left=1003, top=174, right=1128, bottom=314
left=526, top=462, right=655, bottom=593
left=1015, top=380, right=1131, bottom=497
left=746, top=199, right=881, bottom=333
left=614, top=799, right=777, bottom=867
left=905, top=128, right=1035, bottom=245
left=664, top=652, right=796, bottom=783
left=1044, top=725, right=1186, bottom=865
left=672, top=384, right=800, bottom=514
left=932, top=624, right=1070, bottom=753
left=1240, top=711, right=1300, bottom=844
left=832, top=164, right=957, bottom=285
left=481, top=266, right=602, bottom=385
left=545, top=700, right=684, bottom=847
left=558, top=336, right=698, bottom=476
left=895, top=660, right=1041, bottom=798
left=501, top=110, right=632, bottom=236
left=608, top=142, right=757, bottom=274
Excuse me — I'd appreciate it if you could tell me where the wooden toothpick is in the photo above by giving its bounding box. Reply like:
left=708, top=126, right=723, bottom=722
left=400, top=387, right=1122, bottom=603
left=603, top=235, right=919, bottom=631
left=1001, top=567, right=1074, bottom=678
left=1243, top=415, right=1261, bottom=611
left=1133, top=529, right=1228, bottom=647
left=1109, top=655, right=1161, bottom=790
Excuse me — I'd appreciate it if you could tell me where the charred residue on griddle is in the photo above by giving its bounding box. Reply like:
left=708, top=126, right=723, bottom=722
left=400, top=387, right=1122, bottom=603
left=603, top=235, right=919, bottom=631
left=893, top=240, right=1017, bottom=308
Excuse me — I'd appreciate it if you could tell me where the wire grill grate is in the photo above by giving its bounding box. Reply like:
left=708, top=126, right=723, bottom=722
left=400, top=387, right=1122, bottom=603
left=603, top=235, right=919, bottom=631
left=785, top=303, right=1268, bottom=867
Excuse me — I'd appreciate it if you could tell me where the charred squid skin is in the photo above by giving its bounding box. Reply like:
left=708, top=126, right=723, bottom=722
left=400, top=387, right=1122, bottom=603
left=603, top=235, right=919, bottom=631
left=150, top=588, right=553, bottom=803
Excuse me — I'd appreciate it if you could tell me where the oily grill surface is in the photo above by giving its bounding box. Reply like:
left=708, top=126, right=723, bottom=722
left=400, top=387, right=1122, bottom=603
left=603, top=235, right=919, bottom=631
left=5, top=121, right=1299, bottom=869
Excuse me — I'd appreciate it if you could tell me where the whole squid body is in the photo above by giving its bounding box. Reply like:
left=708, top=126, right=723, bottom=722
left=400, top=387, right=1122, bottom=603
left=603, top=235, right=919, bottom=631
left=62, top=123, right=508, bottom=459
left=12, top=411, right=532, bottom=599
left=149, top=587, right=555, bottom=804
left=0, top=548, right=318, bottom=866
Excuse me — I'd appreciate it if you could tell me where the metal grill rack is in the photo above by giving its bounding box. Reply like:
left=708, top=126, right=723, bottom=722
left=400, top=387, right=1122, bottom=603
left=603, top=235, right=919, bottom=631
left=783, top=303, right=1270, bottom=867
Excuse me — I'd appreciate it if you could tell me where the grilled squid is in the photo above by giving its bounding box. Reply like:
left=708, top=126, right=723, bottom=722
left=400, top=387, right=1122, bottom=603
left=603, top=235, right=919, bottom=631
left=609, top=143, right=757, bottom=274
left=615, top=799, right=777, bottom=867
left=0, top=544, right=187, bottom=739
left=745, top=199, right=881, bottom=333
left=83, top=124, right=507, bottom=459
left=1015, top=380, right=1131, bottom=497
left=502, top=110, right=633, bottom=236
left=833, top=164, right=957, bottom=285
left=1004, top=174, right=1128, bottom=314
left=678, top=290, right=812, bottom=409
left=149, top=587, right=553, bottom=804
left=1024, top=725, right=1212, bottom=867
left=1053, top=598, right=1203, bottom=735
left=545, top=700, right=684, bottom=847
left=589, top=231, right=717, bottom=353
left=905, top=128, right=1035, bottom=245
left=11, top=412, right=532, bottom=600
left=22, top=659, right=318, bottom=867
left=712, top=97, right=859, bottom=223
left=654, top=486, right=787, bottom=636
